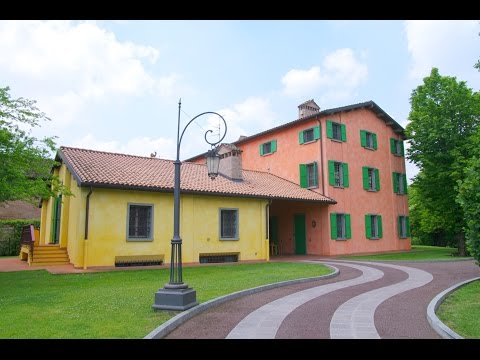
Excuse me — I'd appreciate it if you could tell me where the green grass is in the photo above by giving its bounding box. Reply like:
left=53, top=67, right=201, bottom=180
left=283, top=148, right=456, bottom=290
left=339, top=245, right=466, bottom=261
left=0, top=262, right=331, bottom=339
left=436, top=280, right=480, bottom=338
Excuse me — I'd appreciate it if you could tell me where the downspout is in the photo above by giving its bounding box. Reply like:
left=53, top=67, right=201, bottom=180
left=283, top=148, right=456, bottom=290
left=317, top=119, right=325, bottom=195
left=84, top=187, right=93, bottom=270
left=266, top=199, right=272, bottom=260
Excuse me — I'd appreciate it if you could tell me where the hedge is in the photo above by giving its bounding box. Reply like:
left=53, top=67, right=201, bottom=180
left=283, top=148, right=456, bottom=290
left=0, top=220, right=40, bottom=256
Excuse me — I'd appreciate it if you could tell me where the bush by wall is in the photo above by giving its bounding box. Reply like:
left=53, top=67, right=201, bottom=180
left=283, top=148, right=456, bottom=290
left=0, top=219, right=40, bottom=256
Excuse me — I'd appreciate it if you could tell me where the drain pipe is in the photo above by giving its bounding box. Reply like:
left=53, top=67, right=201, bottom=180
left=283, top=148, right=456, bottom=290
left=84, top=187, right=93, bottom=270
left=317, top=119, right=325, bottom=195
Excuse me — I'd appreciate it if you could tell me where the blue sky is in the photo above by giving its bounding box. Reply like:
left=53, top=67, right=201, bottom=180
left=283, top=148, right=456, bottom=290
left=1, top=20, right=479, bottom=182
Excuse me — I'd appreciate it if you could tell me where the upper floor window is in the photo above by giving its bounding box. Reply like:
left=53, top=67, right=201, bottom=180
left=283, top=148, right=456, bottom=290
left=362, top=167, right=380, bottom=191
left=127, top=204, right=153, bottom=241
left=390, top=138, right=404, bottom=156
left=360, top=130, right=378, bottom=150
left=299, top=125, right=320, bottom=144
left=393, top=172, right=407, bottom=195
left=299, top=162, right=318, bottom=188
left=327, top=120, right=346, bottom=142
left=328, top=160, right=349, bottom=188
left=259, top=140, right=277, bottom=156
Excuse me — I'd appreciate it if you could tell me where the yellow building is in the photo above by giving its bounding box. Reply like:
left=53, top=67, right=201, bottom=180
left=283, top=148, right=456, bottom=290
left=38, top=146, right=334, bottom=268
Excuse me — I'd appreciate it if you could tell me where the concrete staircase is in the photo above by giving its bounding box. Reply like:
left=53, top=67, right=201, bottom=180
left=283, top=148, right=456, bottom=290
left=31, top=244, right=70, bottom=266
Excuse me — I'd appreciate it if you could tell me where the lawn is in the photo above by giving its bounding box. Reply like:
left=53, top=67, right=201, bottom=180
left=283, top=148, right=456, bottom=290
left=339, top=245, right=466, bottom=261
left=436, top=279, right=480, bottom=339
left=0, top=262, right=331, bottom=339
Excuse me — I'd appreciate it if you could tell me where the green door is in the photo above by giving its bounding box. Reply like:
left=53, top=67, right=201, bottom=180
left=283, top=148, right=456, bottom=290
left=51, top=195, right=62, bottom=244
left=269, top=216, right=279, bottom=255
left=294, top=214, right=306, bottom=255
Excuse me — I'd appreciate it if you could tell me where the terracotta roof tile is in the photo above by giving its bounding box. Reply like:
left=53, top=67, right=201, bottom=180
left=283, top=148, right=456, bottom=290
left=58, top=146, right=336, bottom=204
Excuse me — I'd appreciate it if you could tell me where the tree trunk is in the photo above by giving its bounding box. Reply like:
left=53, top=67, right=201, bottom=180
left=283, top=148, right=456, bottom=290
left=456, top=232, right=467, bottom=257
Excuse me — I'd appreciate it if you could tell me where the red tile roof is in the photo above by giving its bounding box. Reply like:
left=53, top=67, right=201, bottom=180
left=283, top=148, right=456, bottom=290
left=58, top=146, right=335, bottom=204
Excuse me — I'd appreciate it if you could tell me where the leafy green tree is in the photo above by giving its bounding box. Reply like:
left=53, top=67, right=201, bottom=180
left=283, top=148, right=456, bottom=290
left=457, top=128, right=480, bottom=264
left=406, top=68, right=480, bottom=255
left=0, top=86, right=68, bottom=204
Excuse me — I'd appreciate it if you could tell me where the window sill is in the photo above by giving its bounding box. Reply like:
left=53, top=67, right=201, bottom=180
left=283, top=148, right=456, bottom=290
left=395, top=193, right=407, bottom=196
left=330, top=138, right=344, bottom=143
left=367, top=189, right=379, bottom=192
left=368, top=237, right=381, bottom=240
left=260, top=152, right=275, bottom=157
left=399, top=236, right=408, bottom=239
left=363, top=146, right=376, bottom=151
left=334, top=238, right=348, bottom=241
left=301, top=139, right=318, bottom=145
left=126, top=238, right=153, bottom=242
left=307, top=185, right=319, bottom=190
left=220, top=238, right=239, bottom=241
left=392, top=153, right=404, bottom=157
left=333, top=185, right=345, bottom=189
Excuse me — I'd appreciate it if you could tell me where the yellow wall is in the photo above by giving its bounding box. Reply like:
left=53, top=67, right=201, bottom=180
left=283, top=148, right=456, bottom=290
left=42, top=164, right=269, bottom=267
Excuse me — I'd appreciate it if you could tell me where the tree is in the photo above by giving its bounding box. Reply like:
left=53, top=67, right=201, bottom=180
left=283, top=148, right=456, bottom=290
left=0, top=86, right=68, bottom=204
left=405, top=68, right=480, bottom=256
left=456, top=128, right=480, bottom=264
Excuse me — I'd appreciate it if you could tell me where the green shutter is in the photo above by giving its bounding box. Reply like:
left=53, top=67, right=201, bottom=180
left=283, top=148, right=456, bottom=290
left=390, top=138, right=395, bottom=154
left=378, top=215, right=383, bottom=238
left=345, top=214, right=351, bottom=239
left=365, top=214, right=371, bottom=239
left=313, top=125, right=321, bottom=140
left=398, top=216, right=402, bottom=237
left=362, top=166, right=369, bottom=190
left=341, top=124, right=347, bottom=142
left=403, top=174, right=408, bottom=194
left=400, top=141, right=405, bottom=156
left=360, top=130, right=366, bottom=147
left=393, top=172, right=398, bottom=193
left=271, top=140, right=277, bottom=153
left=330, top=213, right=337, bottom=239
left=406, top=216, right=411, bottom=237
left=299, top=164, right=307, bottom=188
left=313, top=161, right=318, bottom=186
left=328, top=160, right=335, bottom=186
left=51, top=197, right=58, bottom=243
left=342, top=163, right=349, bottom=187
left=373, top=133, right=378, bottom=150
left=375, top=168, right=380, bottom=191
left=259, top=143, right=264, bottom=155
left=299, top=130, right=304, bottom=144
left=327, top=120, right=333, bottom=139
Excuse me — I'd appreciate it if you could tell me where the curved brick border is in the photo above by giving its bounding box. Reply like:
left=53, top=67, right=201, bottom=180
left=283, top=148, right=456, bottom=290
left=427, top=276, right=480, bottom=339
left=144, top=265, right=339, bottom=339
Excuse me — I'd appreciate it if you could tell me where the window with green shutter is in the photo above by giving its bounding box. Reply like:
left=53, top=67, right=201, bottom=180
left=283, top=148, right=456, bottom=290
left=299, top=126, right=320, bottom=144
left=393, top=172, right=407, bottom=194
left=327, top=120, right=346, bottom=142
left=398, top=216, right=410, bottom=238
left=329, top=160, right=348, bottom=188
left=390, top=138, right=404, bottom=156
left=260, top=140, right=277, bottom=155
left=363, top=167, right=380, bottom=191
left=330, top=213, right=351, bottom=240
left=361, top=130, right=377, bottom=150
left=299, top=162, right=318, bottom=188
left=365, top=214, right=382, bottom=239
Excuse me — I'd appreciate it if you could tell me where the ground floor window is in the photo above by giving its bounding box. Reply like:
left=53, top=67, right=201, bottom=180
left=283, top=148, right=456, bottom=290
left=220, top=208, right=239, bottom=240
left=330, top=212, right=351, bottom=240
left=127, top=203, right=153, bottom=241
left=398, top=215, right=410, bottom=238
left=365, top=214, right=383, bottom=239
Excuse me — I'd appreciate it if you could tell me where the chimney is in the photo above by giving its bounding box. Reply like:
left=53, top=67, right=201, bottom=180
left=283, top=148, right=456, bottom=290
left=217, top=144, right=243, bottom=181
left=298, top=99, right=320, bottom=118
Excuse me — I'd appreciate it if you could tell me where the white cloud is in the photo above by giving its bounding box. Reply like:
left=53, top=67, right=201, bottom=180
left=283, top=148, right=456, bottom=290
left=405, top=20, right=480, bottom=82
left=281, top=48, right=368, bottom=102
left=72, top=134, right=177, bottom=160
left=0, top=21, right=183, bottom=126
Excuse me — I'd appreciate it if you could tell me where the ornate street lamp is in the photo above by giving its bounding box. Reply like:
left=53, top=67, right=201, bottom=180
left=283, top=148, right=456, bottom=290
left=153, top=99, right=227, bottom=311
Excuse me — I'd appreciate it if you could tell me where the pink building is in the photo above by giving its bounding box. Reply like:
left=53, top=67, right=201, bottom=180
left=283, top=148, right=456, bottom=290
left=189, top=100, right=410, bottom=256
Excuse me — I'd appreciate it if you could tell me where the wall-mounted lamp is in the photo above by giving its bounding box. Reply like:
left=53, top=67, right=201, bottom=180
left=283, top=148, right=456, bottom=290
left=312, top=220, right=317, bottom=228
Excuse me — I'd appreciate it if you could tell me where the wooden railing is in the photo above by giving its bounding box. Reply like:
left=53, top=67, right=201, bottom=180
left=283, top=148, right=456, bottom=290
left=20, top=224, right=35, bottom=261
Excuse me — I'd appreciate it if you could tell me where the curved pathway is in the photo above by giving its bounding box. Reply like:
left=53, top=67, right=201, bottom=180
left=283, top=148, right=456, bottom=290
left=162, top=259, right=480, bottom=339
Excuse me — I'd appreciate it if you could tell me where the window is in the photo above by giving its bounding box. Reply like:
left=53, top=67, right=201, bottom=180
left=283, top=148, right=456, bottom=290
left=299, top=162, right=318, bottom=188
left=362, top=167, right=380, bottom=191
left=360, top=130, right=378, bottom=150
left=220, top=208, right=239, bottom=240
left=390, top=138, right=404, bottom=156
left=299, top=126, right=320, bottom=144
left=393, top=172, right=408, bottom=194
left=127, top=204, right=153, bottom=240
left=327, top=120, right=346, bottom=142
left=398, top=216, right=410, bottom=238
left=259, top=140, right=277, bottom=155
left=365, top=214, right=383, bottom=239
left=328, top=160, right=349, bottom=188
left=330, top=213, right=351, bottom=240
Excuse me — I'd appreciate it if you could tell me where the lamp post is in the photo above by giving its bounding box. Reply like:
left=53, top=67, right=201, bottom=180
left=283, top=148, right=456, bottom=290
left=153, top=99, right=227, bottom=311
